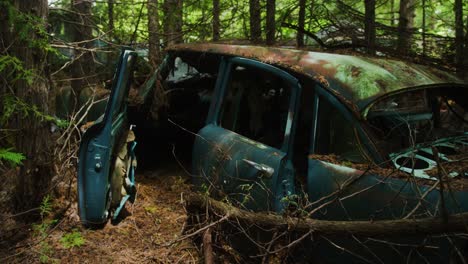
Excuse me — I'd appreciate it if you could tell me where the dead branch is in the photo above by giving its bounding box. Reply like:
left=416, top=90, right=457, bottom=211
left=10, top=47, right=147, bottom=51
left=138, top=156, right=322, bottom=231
left=185, top=193, right=468, bottom=237
left=203, top=227, right=214, bottom=264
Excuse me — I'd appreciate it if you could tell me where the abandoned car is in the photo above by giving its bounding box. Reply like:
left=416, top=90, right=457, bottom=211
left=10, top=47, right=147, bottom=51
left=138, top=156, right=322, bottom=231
left=77, top=44, right=468, bottom=261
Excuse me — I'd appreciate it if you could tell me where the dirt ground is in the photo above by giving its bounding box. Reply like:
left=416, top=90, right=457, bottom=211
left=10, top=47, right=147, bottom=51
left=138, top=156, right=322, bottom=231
left=0, top=166, right=201, bottom=263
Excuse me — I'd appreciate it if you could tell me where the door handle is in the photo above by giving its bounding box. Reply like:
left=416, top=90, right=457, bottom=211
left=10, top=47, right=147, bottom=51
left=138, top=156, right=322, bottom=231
left=242, top=159, right=274, bottom=178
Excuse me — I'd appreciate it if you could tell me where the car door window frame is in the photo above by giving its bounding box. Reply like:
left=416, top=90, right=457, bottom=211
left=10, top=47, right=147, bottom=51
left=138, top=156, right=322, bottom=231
left=310, top=85, right=381, bottom=163
left=208, top=57, right=302, bottom=156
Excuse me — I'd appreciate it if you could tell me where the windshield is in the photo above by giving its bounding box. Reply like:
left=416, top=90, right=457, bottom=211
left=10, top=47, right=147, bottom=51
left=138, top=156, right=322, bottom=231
left=367, top=86, right=468, bottom=154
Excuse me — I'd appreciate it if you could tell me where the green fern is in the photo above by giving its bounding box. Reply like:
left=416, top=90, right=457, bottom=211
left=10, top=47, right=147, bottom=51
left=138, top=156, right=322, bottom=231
left=0, top=148, right=25, bottom=166
left=60, top=230, right=85, bottom=249
left=1, top=95, right=69, bottom=128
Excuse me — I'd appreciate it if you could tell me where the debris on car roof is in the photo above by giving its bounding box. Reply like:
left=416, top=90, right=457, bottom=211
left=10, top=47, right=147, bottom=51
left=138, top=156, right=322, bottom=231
left=168, top=43, right=466, bottom=113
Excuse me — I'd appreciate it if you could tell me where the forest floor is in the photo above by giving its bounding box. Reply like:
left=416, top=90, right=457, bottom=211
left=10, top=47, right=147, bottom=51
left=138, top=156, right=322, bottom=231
left=1, top=165, right=201, bottom=263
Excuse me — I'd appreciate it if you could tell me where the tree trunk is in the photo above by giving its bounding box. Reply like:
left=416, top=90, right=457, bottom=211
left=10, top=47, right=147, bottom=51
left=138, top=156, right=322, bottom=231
left=364, top=0, right=376, bottom=55
left=464, top=16, right=468, bottom=81
left=71, top=0, right=94, bottom=109
left=390, top=0, right=395, bottom=26
left=212, top=0, right=220, bottom=41
left=186, top=193, right=468, bottom=237
left=454, top=0, right=464, bottom=75
left=163, top=0, right=183, bottom=45
left=266, top=0, right=275, bottom=45
left=175, top=0, right=183, bottom=43
left=108, top=0, right=115, bottom=41
left=397, top=0, right=415, bottom=55
left=148, top=0, right=160, bottom=68
left=422, top=0, right=426, bottom=56
left=297, top=0, right=306, bottom=47
left=249, top=0, right=261, bottom=43
left=0, top=0, right=53, bottom=211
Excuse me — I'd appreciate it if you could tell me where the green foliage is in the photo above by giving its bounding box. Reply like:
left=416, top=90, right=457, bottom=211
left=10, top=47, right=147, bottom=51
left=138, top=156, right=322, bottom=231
left=238, top=183, right=254, bottom=206
left=1, top=95, right=69, bottom=129
left=60, top=230, right=85, bottom=249
left=39, top=195, right=53, bottom=219
left=38, top=241, right=56, bottom=264
left=32, top=195, right=59, bottom=263
left=0, top=55, right=34, bottom=85
left=32, top=218, right=59, bottom=263
left=0, top=148, right=25, bottom=166
left=4, top=2, right=56, bottom=54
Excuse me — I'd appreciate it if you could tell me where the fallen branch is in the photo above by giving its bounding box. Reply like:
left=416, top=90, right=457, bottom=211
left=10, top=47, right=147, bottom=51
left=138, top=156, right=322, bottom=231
left=185, top=193, right=468, bottom=237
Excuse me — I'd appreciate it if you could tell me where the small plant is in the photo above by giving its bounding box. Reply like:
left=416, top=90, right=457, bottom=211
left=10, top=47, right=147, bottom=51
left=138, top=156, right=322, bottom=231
left=0, top=148, right=25, bottom=166
left=39, top=195, right=53, bottom=220
left=32, top=195, right=59, bottom=263
left=144, top=205, right=158, bottom=214
left=38, top=241, right=53, bottom=263
left=60, top=230, right=85, bottom=249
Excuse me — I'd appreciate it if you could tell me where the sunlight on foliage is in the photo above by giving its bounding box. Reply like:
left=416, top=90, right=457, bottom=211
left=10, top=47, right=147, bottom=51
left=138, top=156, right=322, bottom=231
left=60, top=230, right=85, bottom=249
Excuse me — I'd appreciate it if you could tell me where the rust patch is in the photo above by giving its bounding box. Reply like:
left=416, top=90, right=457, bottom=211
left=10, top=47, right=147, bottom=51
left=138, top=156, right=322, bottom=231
left=313, top=75, right=329, bottom=88
left=167, top=43, right=466, bottom=116
left=351, top=66, right=361, bottom=77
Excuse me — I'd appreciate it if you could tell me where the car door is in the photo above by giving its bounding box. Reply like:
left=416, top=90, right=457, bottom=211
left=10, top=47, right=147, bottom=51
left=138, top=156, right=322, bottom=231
left=78, top=48, right=137, bottom=225
left=193, top=57, right=301, bottom=212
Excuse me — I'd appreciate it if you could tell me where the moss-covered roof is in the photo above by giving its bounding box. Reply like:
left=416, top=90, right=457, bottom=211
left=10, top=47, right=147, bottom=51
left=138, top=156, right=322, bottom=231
left=168, top=43, right=467, bottom=113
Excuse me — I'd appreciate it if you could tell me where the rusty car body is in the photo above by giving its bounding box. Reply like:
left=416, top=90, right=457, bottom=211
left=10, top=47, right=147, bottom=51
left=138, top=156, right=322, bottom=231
left=78, top=44, right=468, bottom=262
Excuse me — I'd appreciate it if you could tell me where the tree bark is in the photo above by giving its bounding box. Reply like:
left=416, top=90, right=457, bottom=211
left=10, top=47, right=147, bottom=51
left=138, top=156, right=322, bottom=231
left=212, top=0, right=220, bottom=41
left=0, top=0, right=53, bottom=211
left=249, top=0, right=261, bottom=43
left=464, top=16, right=468, bottom=81
left=203, top=228, right=214, bottom=264
left=422, top=0, right=426, bottom=56
left=212, top=0, right=221, bottom=41
left=297, top=0, right=306, bottom=47
left=454, top=0, right=464, bottom=75
left=108, top=0, right=115, bottom=40
left=390, top=0, right=395, bottom=26
left=175, top=0, right=183, bottom=43
left=186, top=193, right=468, bottom=237
left=163, top=0, right=183, bottom=45
left=364, top=0, right=376, bottom=55
left=148, top=0, right=160, bottom=68
left=71, top=0, right=94, bottom=109
left=266, top=0, right=275, bottom=45
left=397, top=0, right=415, bottom=55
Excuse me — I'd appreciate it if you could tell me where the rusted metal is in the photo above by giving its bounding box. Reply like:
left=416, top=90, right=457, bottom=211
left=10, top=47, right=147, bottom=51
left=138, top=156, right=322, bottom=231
left=167, top=43, right=467, bottom=115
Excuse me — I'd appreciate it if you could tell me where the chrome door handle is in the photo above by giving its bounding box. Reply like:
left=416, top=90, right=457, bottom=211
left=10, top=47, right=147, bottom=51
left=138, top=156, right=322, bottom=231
left=242, top=159, right=274, bottom=178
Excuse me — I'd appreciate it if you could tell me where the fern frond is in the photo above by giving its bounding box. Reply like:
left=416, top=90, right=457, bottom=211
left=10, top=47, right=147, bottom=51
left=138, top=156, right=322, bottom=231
left=0, top=148, right=26, bottom=166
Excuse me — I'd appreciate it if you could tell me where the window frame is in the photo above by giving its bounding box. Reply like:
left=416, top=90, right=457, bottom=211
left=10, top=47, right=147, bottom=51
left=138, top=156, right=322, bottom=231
left=209, top=57, right=302, bottom=155
left=310, top=84, right=381, bottom=163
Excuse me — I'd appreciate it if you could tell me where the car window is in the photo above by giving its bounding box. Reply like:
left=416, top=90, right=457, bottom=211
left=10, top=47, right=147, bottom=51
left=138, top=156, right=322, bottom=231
left=219, top=64, right=291, bottom=149
left=315, top=96, right=366, bottom=163
left=166, top=57, right=199, bottom=82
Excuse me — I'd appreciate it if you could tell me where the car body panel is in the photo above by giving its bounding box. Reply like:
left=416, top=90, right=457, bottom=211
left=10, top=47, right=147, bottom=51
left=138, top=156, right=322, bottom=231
left=193, top=57, right=301, bottom=211
left=78, top=48, right=137, bottom=225
left=307, top=159, right=468, bottom=221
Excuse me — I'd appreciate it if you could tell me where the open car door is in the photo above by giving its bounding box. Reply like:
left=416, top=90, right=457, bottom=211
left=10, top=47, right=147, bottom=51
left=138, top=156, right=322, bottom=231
left=78, top=48, right=137, bottom=225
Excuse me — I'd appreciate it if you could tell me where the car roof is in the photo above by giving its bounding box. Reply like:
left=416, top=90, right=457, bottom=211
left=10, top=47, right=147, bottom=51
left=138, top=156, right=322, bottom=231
left=167, top=43, right=467, bottom=114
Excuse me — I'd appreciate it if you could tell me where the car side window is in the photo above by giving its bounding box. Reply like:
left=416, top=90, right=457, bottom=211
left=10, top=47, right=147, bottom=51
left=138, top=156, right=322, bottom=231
left=219, top=65, right=291, bottom=149
left=315, top=96, right=367, bottom=163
